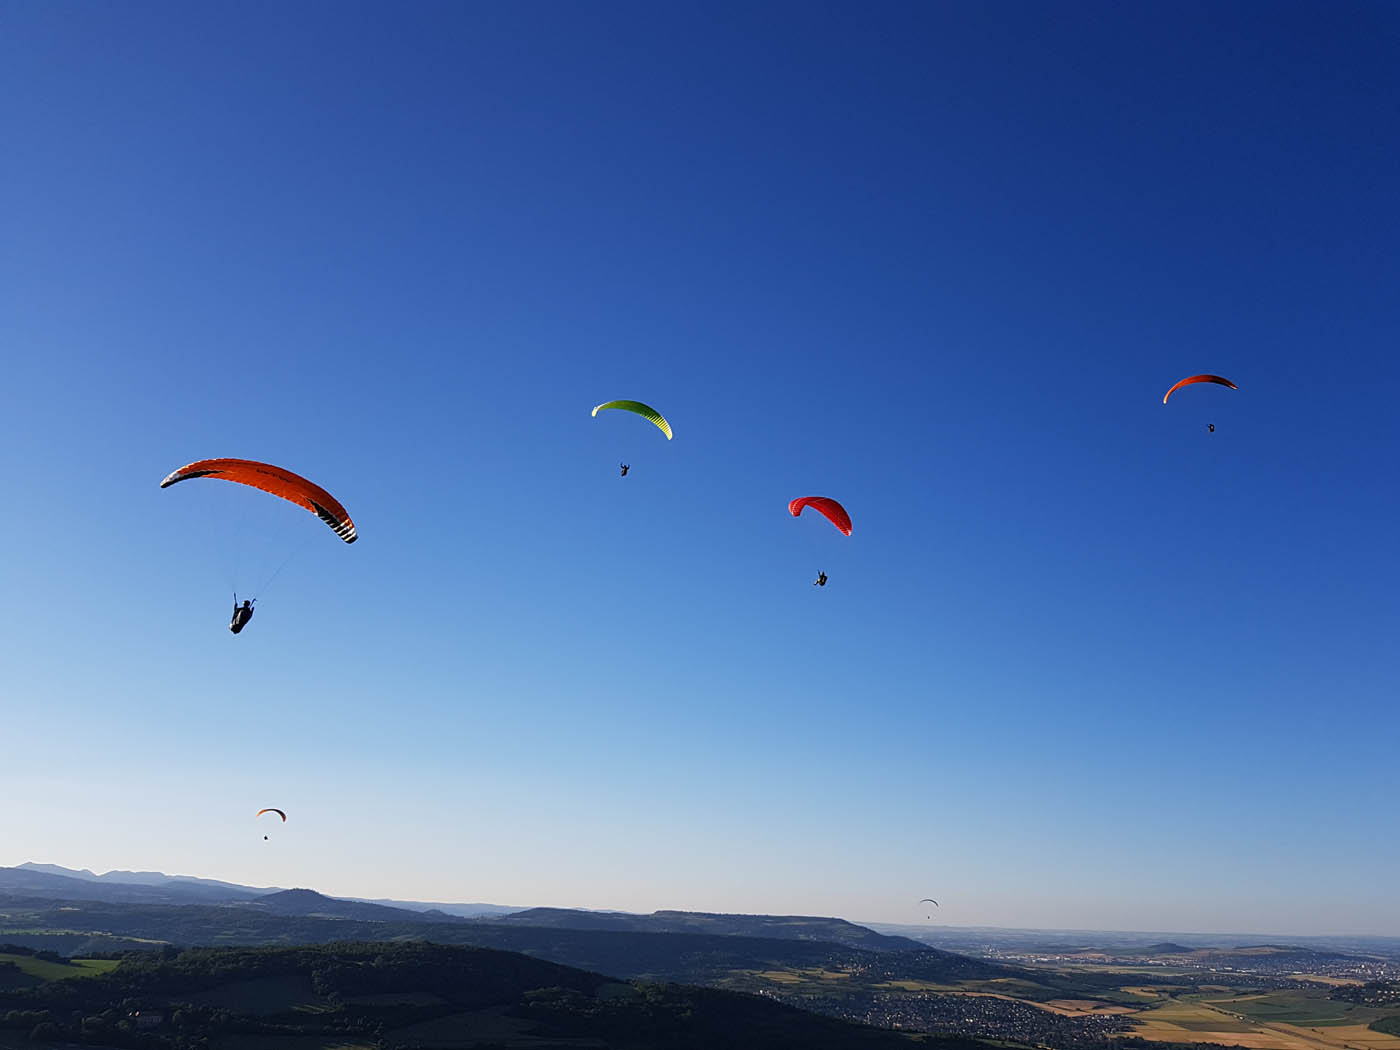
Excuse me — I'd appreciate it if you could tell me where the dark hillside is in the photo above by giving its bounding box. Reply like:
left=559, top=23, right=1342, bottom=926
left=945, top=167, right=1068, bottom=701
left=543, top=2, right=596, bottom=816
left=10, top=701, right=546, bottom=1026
left=0, top=867, right=252, bottom=906
left=501, top=907, right=925, bottom=950
left=239, top=887, right=458, bottom=922
left=0, top=942, right=1007, bottom=1050
left=0, top=896, right=1009, bottom=985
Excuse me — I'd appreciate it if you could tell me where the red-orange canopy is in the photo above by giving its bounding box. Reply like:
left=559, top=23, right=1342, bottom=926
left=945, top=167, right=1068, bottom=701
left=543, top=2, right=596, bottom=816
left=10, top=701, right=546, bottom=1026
left=161, top=459, right=357, bottom=543
left=1163, top=374, right=1237, bottom=404
left=789, top=497, right=852, bottom=536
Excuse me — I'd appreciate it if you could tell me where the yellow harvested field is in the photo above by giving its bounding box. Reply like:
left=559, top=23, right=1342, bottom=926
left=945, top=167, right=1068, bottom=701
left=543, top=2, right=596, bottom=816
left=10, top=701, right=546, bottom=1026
left=1302, top=1024, right=1400, bottom=1050
left=1122, top=986, right=1174, bottom=999
left=1124, top=997, right=1400, bottom=1050
left=753, top=970, right=803, bottom=983
left=1129, top=999, right=1255, bottom=1031
left=1129, top=1024, right=1323, bottom=1050
left=752, top=969, right=851, bottom=984
left=876, top=980, right=961, bottom=992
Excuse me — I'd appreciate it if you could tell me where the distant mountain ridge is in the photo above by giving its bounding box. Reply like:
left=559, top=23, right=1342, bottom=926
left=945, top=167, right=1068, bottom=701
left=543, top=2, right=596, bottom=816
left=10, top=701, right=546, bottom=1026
left=3, top=863, right=921, bottom=951
left=237, top=887, right=467, bottom=923
left=5, top=863, right=515, bottom=917
left=0, top=894, right=1018, bottom=988
left=15, top=862, right=276, bottom=895
left=502, top=906, right=926, bottom=951
left=0, top=866, right=257, bottom=906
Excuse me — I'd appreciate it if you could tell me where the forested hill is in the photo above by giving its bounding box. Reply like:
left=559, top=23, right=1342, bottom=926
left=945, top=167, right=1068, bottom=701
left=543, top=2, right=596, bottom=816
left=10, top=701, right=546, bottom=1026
left=501, top=907, right=926, bottom=950
left=0, top=895, right=1010, bottom=986
left=1, top=868, right=921, bottom=951
left=0, top=941, right=1006, bottom=1050
left=233, top=888, right=460, bottom=922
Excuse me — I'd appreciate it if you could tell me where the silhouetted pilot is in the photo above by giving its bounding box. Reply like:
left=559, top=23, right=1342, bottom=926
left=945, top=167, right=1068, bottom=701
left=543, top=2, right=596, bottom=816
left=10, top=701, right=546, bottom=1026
left=230, top=599, right=255, bottom=634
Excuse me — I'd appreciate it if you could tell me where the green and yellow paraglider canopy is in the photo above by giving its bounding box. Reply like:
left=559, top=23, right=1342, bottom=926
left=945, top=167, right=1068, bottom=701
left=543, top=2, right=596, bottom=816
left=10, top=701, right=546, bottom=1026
left=591, top=400, right=672, bottom=440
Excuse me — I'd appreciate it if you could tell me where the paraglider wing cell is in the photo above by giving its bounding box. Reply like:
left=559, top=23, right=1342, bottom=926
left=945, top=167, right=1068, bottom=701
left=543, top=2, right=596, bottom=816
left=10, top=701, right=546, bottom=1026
left=256, top=808, right=287, bottom=821
left=1162, top=374, right=1237, bottom=404
left=591, top=400, right=673, bottom=440
left=160, top=459, right=357, bottom=543
left=789, top=496, right=852, bottom=536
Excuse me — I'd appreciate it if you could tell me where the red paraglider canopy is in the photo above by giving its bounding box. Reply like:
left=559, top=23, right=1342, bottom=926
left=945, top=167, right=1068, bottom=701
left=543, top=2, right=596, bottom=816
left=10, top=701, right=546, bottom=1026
left=160, top=459, right=357, bottom=543
left=789, top=497, right=852, bottom=536
left=1162, top=374, right=1237, bottom=404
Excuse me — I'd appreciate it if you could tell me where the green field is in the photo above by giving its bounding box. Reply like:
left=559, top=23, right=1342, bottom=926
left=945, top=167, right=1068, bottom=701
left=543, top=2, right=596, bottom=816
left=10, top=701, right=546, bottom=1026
left=1371, top=1016, right=1400, bottom=1036
left=1205, top=990, right=1378, bottom=1027
left=1132, top=998, right=1258, bottom=1033
left=0, top=953, right=119, bottom=982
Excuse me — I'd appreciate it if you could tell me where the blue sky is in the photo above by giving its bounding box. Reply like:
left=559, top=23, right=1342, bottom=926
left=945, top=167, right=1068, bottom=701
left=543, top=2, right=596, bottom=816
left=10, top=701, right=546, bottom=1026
left=1, top=1, right=1396, bottom=936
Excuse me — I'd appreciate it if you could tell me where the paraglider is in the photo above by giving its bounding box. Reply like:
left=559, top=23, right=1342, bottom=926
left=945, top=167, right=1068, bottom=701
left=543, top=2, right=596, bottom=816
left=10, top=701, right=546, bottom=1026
left=591, top=400, right=673, bottom=440
left=161, top=459, right=357, bottom=630
left=791, top=499, right=850, bottom=585
left=230, top=597, right=255, bottom=634
left=257, top=808, right=286, bottom=841
left=1208, top=423, right=1215, bottom=433
left=1162, top=374, right=1237, bottom=404
left=620, top=463, right=630, bottom=477
left=920, top=898, right=939, bottom=918
left=160, top=459, right=358, bottom=543
left=789, top=497, right=852, bottom=536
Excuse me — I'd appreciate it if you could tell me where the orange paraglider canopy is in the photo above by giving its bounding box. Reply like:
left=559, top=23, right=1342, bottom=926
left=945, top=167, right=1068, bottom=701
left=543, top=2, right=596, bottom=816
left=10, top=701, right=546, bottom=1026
left=160, top=459, right=357, bottom=543
left=1163, top=374, right=1237, bottom=404
left=789, top=497, right=852, bottom=536
left=256, top=808, right=287, bottom=821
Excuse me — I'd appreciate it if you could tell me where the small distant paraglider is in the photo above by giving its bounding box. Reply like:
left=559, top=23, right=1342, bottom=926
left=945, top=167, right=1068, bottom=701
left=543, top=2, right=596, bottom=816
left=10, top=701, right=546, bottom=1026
left=1163, top=376, right=1235, bottom=435
left=920, top=898, right=939, bottom=918
left=257, top=808, right=286, bottom=841
left=1163, top=373, right=1237, bottom=412
left=593, top=401, right=670, bottom=479
left=791, top=498, right=850, bottom=586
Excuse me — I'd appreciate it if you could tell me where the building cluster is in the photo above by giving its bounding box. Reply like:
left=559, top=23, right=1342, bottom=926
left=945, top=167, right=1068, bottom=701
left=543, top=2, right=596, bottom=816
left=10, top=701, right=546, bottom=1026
left=775, top=990, right=1133, bottom=1047
left=984, top=949, right=1399, bottom=984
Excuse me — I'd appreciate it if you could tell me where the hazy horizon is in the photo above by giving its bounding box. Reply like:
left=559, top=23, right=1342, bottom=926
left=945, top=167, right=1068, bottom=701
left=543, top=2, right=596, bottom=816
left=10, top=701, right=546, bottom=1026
left=5, top=857, right=1394, bottom=942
